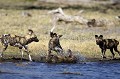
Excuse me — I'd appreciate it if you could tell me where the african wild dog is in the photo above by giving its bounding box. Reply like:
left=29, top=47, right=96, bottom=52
left=48, top=26, right=63, bottom=57
left=95, top=35, right=120, bottom=59
left=0, top=29, right=39, bottom=61
left=48, top=31, right=63, bottom=56
left=87, top=19, right=96, bottom=27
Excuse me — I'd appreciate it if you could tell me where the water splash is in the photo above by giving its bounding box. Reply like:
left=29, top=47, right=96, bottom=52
left=73, top=51, right=86, bottom=63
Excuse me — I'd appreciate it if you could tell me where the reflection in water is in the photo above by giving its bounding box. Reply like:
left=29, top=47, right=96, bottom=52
left=0, top=62, right=120, bottom=79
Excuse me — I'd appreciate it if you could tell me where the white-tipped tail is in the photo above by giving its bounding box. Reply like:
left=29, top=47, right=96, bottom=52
left=50, top=25, right=56, bottom=32
left=115, top=16, right=120, bottom=20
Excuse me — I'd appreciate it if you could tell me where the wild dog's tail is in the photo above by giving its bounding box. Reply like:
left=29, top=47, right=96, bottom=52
left=50, top=25, right=56, bottom=32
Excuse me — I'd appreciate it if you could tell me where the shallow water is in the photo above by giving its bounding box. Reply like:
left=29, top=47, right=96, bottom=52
left=0, top=61, right=120, bottom=79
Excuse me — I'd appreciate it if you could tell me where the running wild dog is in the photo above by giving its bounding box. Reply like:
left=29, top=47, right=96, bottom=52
left=48, top=26, right=63, bottom=57
left=0, top=29, right=39, bottom=61
left=95, top=35, right=120, bottom=59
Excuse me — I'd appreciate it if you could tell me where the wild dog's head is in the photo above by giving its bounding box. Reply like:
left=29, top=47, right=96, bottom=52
left=50, top=32, right=62, bottom=39
left=95, top=35, right=103, bottom=45
left=0, top=34, right=11, bottom=44
left=26, top=29, right=39, bottom=42
left=2, top=34, right=11, bottom=40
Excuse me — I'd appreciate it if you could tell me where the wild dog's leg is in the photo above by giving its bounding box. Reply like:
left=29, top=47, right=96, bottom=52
left=19, top=49, right=24, bottom=60
left=0, top=45, right=8, bottom=57
left=47, top=49, right=52, bottom=61
left=28, top=53, right=32, bottom=62
left=101, top=49, right=106, bottom=59
left=48, top=49, right=51, bottom=56
left=110, top=48, right=115, bottom=59
left=26, top=51, right=32, bottom=62
left=24, top=46, right=32, bottom=61
left=114, top=46, right=120, bottom=56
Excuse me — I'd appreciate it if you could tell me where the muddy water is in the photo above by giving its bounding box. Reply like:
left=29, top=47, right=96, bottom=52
left=0, top=61, right=120, bottom=79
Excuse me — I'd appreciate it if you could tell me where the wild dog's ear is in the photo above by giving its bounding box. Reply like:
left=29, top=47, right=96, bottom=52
left=95, top=35, right=98, bottom=39
left=50, top=32, right=58, bottom=38
left=58, top=35, right=63, bottom=38
left=50, top=32, right=54, bottom=38
left=28, top=29, right=33, bottom=35
left=99, top=35, right=103, bottom=39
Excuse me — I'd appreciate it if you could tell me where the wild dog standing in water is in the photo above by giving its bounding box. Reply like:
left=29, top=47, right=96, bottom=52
left=0, top=29, right=39, bottom=61
left=95, top=35, right=120, bottom=59
left=48, top=26, right=63, bottom=57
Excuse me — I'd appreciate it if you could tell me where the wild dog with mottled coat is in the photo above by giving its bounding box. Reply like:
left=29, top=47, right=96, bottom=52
left=48, top=26, right=63, bottom=57
left=0, top=29, right=39, bottom=61
left=95, top=35, right=120, bottom=59
left=87, top=19, right=96, bottom=27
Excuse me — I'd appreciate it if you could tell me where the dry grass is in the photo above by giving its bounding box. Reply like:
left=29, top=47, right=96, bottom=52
left=0, top=0, right=120, bottom=59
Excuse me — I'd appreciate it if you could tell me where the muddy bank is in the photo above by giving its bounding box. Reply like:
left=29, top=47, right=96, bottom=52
left=86, top=57, right=120, bottom=63
left=0, top=55, right=120, bottom=63
left=0, top=55, right=77, bottom=63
